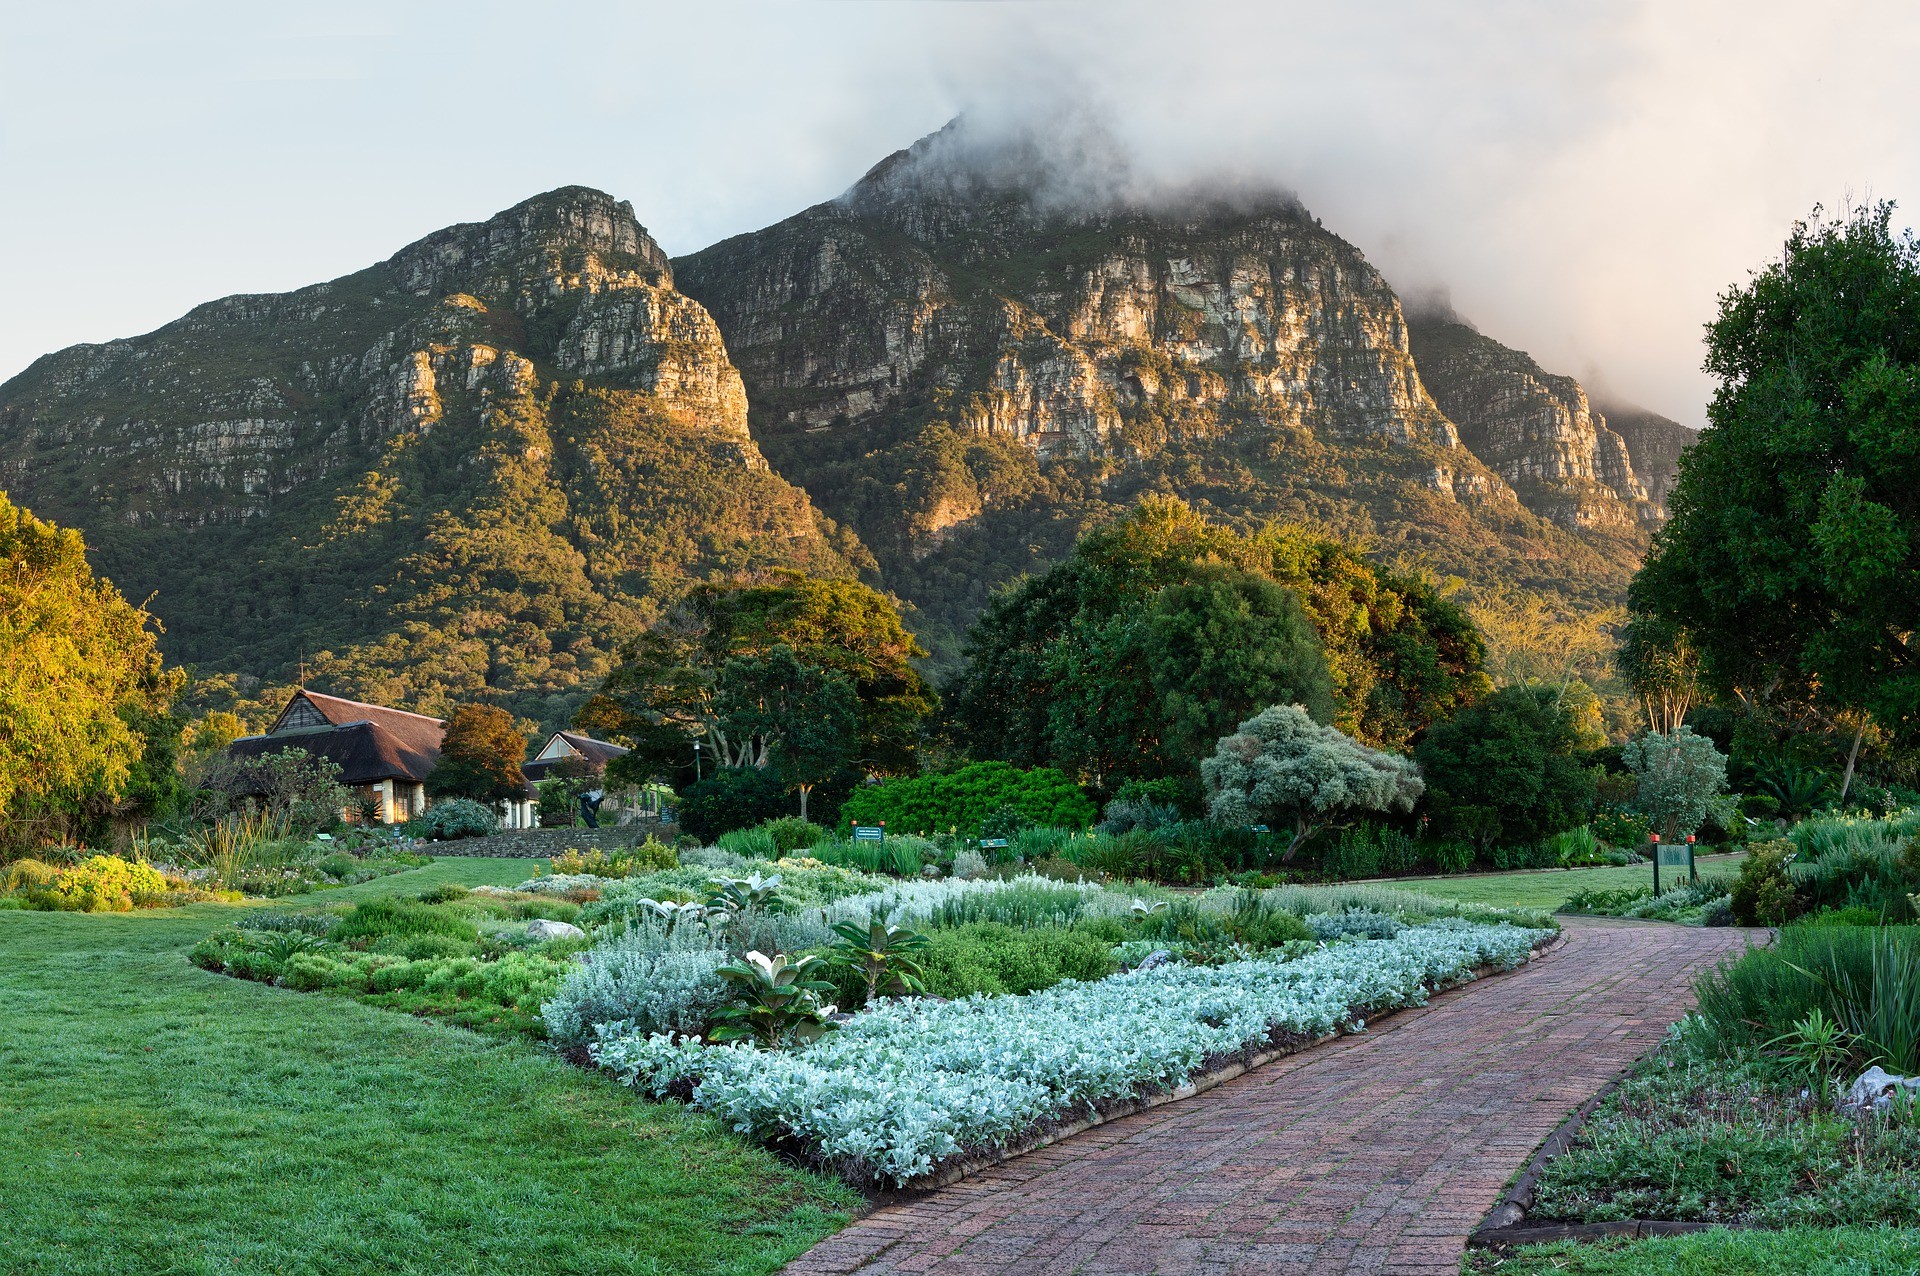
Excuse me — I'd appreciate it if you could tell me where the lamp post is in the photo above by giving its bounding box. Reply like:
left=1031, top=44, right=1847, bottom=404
left=1686, top=833, right=1697, bottom=885
left=1650, top=832, right=1661, bottom=895
left=693, top=739, right=702, bottom=782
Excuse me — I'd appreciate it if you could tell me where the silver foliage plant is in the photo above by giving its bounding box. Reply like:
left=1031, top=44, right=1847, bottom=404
left=1202, top=704, right=1424, bottom=860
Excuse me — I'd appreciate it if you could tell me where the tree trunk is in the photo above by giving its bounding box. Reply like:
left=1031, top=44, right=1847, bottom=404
left=1281, top=814, right=1316, bottom=862
left=798, top=784, right=811, bottom=822
left=1839, top=723, right=1865, bottom=804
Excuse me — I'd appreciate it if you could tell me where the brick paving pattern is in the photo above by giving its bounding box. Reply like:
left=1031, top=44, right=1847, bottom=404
left=787, top=918, right=1760, bottom=1276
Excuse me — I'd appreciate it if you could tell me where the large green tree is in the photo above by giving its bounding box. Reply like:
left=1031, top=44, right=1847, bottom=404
left=577, top=572, right=934, bottom=791
left=1414, top=684, right=1597, bottom=850
left=0, top=492, right=180, bottom=840
left=948, top=497, right=1486, bottom=789
left=1634, top=202, right=1920, bottom=741
left=713, top=645, right=858, bottom=820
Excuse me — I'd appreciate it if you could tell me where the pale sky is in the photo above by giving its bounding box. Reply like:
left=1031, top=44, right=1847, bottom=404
left=4, top=1, right=1917, bottom=427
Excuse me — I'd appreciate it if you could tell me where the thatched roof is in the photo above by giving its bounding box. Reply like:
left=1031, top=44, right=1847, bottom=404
left=523, top=730, right=630, bottom=782
left=229, top=689, right=448, bottom=786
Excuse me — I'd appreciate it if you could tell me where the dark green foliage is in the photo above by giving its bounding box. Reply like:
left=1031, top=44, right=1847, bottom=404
left=1730, top=841, right=1804, bottom=926
left=333, top=898, right=479, bottom=945
left=1528, top=1041, right=1920, bottom=1229
left=838, top=761, right=1096, bottom=836
left=1633, top=202, right=1920, bottom=742
left=406, top=798, right=497, bottom=841
left=1416, top=684, right=1597, bottom=849
left=581, top=573, right=933, bottom=790
left=678, top=767, right=791, bottom=840
left=1694, top=923, right=1920, bottom=1072
left=946, top=498, right=1490, bottom=791
left=916, top=923, right=1118, bottom=998
left=1316, top=823, right=1425, bottom=880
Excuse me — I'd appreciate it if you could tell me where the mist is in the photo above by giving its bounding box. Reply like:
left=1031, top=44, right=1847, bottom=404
left=5, top=1, right=1918, bottom=428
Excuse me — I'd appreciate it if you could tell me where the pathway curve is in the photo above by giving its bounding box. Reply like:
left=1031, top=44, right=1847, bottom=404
left=787, top=918, right=1760, bottom=1276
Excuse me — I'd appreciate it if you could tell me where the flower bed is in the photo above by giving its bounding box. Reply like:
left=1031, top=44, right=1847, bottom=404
left=593, top=920, right=1539, bottom=1185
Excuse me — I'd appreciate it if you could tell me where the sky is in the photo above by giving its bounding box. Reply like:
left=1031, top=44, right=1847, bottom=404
left=3, top=1, right=1917, bottom=428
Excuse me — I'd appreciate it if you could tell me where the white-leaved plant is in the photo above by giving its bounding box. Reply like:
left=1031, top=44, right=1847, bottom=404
left=591, top=921, right=1535, bottom=1185
left=1202, top=704, right=1424, bottom=861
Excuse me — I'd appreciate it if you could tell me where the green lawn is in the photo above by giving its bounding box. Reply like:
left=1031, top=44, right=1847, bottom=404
left=0, top=856, right=856, bottom=1276
left=1467, top=1225, right=1920, bottom=1274
left=1384, top=853, right=1747, bottom=913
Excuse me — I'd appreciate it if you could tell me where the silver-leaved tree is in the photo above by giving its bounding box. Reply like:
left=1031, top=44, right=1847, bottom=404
left=1622, top=726, right=1728, bottom=844
left=1202, top=704, right=1425, bottom=861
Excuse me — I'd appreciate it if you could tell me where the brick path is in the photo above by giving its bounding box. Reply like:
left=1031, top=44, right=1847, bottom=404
left=787, top=918, right=1760, bottom=1276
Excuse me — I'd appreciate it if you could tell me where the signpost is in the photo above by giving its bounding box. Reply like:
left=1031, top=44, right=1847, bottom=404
left=852, top=823, right=885, bottom=843
left=1650, top=833, right=1694, bottom=894
left=979, top=838, right=1009, bottom=850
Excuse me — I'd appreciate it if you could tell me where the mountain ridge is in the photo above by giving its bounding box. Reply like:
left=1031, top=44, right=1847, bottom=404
left=0, top=133, right=1694, bottom=726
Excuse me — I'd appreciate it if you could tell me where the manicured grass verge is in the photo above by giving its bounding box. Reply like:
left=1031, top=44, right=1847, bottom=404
left=311, top=853, right=539, bottom=900
left=1389, top=854, right=1747, bottom=913
left=0, top=896, right=856, bottom=1275
left=1466, top=1225, right=1920, bottom=1274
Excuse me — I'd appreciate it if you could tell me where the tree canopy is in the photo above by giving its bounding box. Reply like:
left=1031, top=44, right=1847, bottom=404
left=0, top=492, right=180, bottom=840
left=1414, top=684, right=1597, bottom=850
left=426, top=704, right=529, bottom=803
left=946, top=497, right=1487, bottom=789
left=1633, top=202, right=1920, bottom=740
left=576, top=572, right=935, bottom=795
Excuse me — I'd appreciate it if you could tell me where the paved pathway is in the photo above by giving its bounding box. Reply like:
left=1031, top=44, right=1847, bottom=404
left=787, top=919, right=1760, bottom=1276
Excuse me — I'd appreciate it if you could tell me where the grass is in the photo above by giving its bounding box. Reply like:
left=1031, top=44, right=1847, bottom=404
left=1385, top=853, right=1747, bottom=913
left=0, top=855, right=856, bottom=1275
left=1465, top=1225, right=1920, bottom=1274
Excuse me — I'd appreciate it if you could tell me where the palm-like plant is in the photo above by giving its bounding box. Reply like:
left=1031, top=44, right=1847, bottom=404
left=705, top=873, right=786, bottom=917
left=826, top=916, right=929, bottom=1006
left=710, top=950, right=838, bottom=1048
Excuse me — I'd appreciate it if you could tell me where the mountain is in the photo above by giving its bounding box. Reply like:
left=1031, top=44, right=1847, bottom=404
left=674, top=123, right=1669, bottom=661
left=0, top=122, right=1695, bottom=725
left=0, top=188, right=863, bottom=727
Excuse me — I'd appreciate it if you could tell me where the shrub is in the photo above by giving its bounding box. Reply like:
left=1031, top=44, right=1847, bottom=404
left=918, top=923, right=1118, bottom=998
left=1623, top=727, right=1729, bottom=844
left=716, top=826, right=777, bottom=859
left=1306, top=909, right=1404, bottom=941
left=1694, top=924, right=1920, bottom=1072
left=33, top=855, right=171, bottom=912
left=1591, top=809, right=1653, bottom=850
left=1544, top=826, right=1608, bottom=867
left=1427, top=839, right=1474, bottom=874
left=1487, top=840, right=1562, bottom=871
left=549, top=840, right=678, bottom=878
left=838, top=762, right=1096, bottom=837
left=333, top=898, right=479, bottom=944
left=759, top=817, right=828, bottom=854
left=950, top=850, right=989, bottom=881
left=542, top=944, right=733, bottom=1048
left=1415, top=684, right=1597, bottom=851
left=1204, top=706, right=1423, bottom=861
left=409, top=799, right=497, bottom=841
left=678, top=767, right=789, bottom=841
left=1730, top=840, right=1803, bottom=926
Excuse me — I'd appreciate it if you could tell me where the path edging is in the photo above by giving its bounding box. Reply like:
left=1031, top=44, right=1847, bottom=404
left=903, top=930, right=1567, bottom=1195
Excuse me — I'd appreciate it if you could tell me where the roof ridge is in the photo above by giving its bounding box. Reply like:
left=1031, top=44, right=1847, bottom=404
left=300, top=688, right=446, bottom=725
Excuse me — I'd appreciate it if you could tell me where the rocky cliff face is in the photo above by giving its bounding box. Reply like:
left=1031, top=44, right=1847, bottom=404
left=1405, top=309, right=1665, bottom=529
left=0, top=130, right=1697, bottom=710
left=1596, top=402, right=1694, bottom=510
left=0, top=188, right=854, bottom=725
left=676, top=124, right=1665, bottom=658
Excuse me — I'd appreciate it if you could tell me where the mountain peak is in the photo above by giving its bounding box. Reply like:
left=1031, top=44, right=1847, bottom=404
left=387, top=185, right=672, bottom=296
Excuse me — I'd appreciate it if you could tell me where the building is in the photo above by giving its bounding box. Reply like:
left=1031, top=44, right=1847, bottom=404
left=226, top=689, right=538, bottom=828
left=521, top=730, right=631, bottom=783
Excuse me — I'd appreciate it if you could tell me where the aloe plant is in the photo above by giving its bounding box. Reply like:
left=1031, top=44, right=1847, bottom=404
left=705, top=873, right=786, bottom=917
left=826, top=916, right=929, bottom=1006
left=709, top=951, right=838, bottom=1048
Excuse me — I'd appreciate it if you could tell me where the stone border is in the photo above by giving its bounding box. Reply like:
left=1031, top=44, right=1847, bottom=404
left=893, top=930, right=1567, bottom=1196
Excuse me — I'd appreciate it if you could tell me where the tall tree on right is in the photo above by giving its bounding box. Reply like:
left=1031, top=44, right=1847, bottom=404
left=1633, top=203, right=1920, bottom=747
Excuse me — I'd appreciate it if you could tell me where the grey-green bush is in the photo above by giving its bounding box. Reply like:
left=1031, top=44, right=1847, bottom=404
left=542, top=944, right=733, bottom=1048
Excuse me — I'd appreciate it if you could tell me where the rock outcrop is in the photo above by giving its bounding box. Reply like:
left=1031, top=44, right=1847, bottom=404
left=0, top=188, right=855, bottom=725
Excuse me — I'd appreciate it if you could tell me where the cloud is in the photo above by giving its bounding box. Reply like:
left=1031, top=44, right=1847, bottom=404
left=4, top=1, right=1917, bottom=428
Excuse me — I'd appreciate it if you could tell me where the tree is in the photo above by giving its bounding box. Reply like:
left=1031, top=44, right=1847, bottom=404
left=1201, top=705, right=1424, bottom=861
left=427, top=705, right=528, bottom=802
left=714, top=646, right=858, bottom=821
left=1415, top=684, right=1598, bottom=851
left=1623, top=727, right=1729, bottom=844
left=948, top=498, right=1487, bottom=789
left=1632, top=203, right=1920, bottom=742
left=0, top=493, right=181, bottom=843
left=1618, top=613, right=1701, bottom=736
left=578, top=573, right=935, bottom=789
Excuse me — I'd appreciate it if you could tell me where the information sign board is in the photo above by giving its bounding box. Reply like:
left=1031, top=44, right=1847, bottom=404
left=852, top=825, right=885, bottom=842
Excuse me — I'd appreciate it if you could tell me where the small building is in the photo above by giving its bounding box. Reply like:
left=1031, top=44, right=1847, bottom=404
left=521, top=730, right=631, bottom=783
left=226, top=689, right=538, bottom=828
